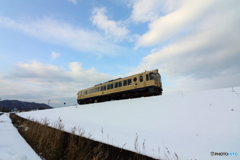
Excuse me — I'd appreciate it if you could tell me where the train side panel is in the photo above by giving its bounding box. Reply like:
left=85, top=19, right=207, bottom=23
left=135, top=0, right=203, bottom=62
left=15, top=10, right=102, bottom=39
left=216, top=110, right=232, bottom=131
left=77, top=69, right=163, bottom=104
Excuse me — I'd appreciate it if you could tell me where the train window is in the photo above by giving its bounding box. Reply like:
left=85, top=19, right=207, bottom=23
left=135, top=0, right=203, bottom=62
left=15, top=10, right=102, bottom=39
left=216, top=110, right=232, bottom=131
left=101, top=85, right=106, bottom=91
left=96, top=87, right=100, bottom=92
left=107, top=84, right=113, bottom=90
left=139, top=76, right=143, bottom=82
left=115, top=82, right=118, bottom=88
left=128, top=79, right=132, bottom=85
left=123, top=80, right=127, bottom=86
left=146, top=74, right=149, bottom=81
left=123, top=79, right=132, bottom=86
left=119, top=81, right=122, bottom=87
left=115, top=82, right=122, bottom=88
left=85, top=91, right=87, bottom=95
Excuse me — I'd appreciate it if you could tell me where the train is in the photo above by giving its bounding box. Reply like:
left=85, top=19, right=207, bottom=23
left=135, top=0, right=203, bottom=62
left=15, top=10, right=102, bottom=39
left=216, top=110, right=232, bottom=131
left=77, top=69, right=163, bottom=104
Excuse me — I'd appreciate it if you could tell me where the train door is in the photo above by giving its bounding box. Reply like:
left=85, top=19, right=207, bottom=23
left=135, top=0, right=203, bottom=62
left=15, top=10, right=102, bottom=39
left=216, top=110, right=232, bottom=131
left=145, top=72, right=151, bottom=86
left=138, top=74, right=145, bottom=88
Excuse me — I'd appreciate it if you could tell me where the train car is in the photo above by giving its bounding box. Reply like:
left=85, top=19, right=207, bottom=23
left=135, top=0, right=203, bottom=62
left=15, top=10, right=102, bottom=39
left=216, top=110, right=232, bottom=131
left=77, top=69, right=163, bottom=104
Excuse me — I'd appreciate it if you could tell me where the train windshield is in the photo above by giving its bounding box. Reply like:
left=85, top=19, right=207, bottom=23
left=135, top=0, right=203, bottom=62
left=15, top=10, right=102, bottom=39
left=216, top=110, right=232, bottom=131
left=156, top=73, right=162, bottom=84
left=149, top=73, right=157, bottom=80
left=150, top=72, right=162, bottom=84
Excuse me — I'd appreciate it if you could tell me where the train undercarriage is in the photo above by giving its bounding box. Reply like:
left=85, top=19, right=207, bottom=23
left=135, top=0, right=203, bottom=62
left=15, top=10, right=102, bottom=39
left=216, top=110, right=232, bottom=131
left=78, top=86, right=162, bottom=105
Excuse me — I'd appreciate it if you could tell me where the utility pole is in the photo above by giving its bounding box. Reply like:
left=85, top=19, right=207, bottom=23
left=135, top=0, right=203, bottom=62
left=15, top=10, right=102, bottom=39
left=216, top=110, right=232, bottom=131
left=48, top=100, right=50, bottom=106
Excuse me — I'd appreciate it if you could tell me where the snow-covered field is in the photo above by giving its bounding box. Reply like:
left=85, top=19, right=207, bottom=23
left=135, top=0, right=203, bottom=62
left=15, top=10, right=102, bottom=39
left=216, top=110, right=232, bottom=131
left=1, top=86, right=240, bottom=160
left=0, top=113, right=41, bottom=160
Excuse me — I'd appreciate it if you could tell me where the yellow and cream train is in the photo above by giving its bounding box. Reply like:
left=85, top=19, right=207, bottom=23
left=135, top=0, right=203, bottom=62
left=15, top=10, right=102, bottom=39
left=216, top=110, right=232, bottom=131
left=77, top=69, right=163, bottom=104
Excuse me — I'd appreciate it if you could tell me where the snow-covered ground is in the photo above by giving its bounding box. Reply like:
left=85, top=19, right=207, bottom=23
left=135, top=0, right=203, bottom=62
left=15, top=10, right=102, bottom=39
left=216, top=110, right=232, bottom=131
left=1, top=86, right=240, bottom=160
left=0, top=113, right=41, bottom=160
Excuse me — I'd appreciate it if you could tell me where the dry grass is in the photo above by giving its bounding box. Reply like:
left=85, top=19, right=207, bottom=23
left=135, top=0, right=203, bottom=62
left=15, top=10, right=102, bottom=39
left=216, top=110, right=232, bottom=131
left=10, top=113, right=159, bottom=160
left=133, top=135, right=180, bottom=160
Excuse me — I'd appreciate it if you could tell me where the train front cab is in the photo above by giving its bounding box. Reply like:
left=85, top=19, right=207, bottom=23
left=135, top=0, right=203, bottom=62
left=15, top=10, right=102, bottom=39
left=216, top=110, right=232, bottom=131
left=135, top=70, right=162, bottom=95
left=148, top=71, right=163, bottom=95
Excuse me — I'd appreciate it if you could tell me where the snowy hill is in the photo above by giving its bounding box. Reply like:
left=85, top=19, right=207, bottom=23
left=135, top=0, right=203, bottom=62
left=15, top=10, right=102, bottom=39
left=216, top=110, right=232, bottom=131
left=17, top=87, right=240, bottom=160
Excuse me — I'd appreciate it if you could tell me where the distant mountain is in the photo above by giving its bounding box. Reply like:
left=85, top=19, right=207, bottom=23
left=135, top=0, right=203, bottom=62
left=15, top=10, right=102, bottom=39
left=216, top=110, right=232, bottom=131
left=0, top=100, right=53, bottom=112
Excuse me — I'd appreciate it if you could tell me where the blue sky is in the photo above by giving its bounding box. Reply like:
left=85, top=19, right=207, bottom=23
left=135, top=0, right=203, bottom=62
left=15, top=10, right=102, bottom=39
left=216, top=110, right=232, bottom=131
left=0, top=0, right=240, bottom=107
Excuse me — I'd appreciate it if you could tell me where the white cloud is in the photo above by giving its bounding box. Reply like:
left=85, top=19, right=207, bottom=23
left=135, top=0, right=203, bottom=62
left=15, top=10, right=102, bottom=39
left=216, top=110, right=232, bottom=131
left=163, top=73, right=240, bottom=95
left=0, top=61, right=115, bottom=107
left=51, top=52, right=60, bottom=60
left=131, top=0, right=240, bottom=93
left=66, top=0, right=77, bottom=5
left=136, top=0, right=217, bottom=47
left=0, top=16, right=125, bottom=55
left=129, top=0, right=180, bottom=23
left=91, top=7, right=129, bottom=41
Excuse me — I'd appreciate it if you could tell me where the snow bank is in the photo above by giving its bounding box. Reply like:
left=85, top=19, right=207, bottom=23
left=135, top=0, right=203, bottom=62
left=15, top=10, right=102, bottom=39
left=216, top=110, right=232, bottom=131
left=0, top=114, right=41, bottom=160
left=18, top=87, right=240, bottom=160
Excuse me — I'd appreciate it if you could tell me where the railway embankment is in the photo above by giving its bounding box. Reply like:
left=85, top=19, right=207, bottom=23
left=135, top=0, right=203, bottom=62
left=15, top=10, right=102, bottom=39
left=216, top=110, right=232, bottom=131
left=10, top=113, right=157, bottom=160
